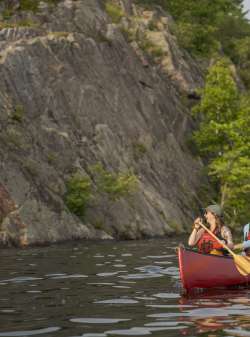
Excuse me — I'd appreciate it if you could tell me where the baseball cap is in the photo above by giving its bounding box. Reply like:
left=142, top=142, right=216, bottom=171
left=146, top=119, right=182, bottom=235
left=205, top=204, right=223, bottom=217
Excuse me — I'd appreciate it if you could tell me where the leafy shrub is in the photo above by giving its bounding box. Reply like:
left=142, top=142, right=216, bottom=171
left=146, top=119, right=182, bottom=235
left=65, top=165, right=138, bottom=219
left=12, top=105, right=25, bottom=122
left=148, top=20, right=158, bottom=31
left=22, top=159, right=39, bottom=176
left=2, top=9, right=13, bottom=20
left=90, top=164, right=139, bottom=201
left=105, top=1, right=124, bottom=23
left=47, top=153, right=57, bottom=164
left=93, top=220, right=105, bottom=230
left=121, top=27, right=136, bottom=43
left=65, top=173, right=93, bottom=218
left=1, top=0, right=60, bottom=18
left=5, top=128, right=24, bottom=149
left=134, top=0, right=167, bottom=9
left=139, top=36, right=165, bottom=58
left=19, top=0, right=39, bottom=12
left=133, top=142, right=147, bottom=160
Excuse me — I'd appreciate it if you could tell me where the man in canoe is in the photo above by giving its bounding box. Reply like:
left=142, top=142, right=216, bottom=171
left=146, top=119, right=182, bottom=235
left=188, top=204, right=234, bottom=255
left=234, top=223, right=250, bottom=257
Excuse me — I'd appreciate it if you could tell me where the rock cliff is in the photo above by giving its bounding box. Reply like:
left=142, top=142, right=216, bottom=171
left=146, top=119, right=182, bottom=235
left=0, top=0, right=205, bottom=246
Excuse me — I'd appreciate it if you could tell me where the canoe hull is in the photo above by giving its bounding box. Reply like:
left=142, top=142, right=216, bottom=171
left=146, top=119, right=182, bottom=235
left=178, top=246, right=250, bottom=290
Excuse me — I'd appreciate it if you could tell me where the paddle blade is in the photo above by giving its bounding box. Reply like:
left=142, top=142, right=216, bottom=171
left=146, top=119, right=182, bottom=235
left=233, top=255, right=250, bottom=276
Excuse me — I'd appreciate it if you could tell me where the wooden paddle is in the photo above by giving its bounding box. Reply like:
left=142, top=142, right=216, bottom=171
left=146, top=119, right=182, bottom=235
left=199, top=222, right=250, bottom=276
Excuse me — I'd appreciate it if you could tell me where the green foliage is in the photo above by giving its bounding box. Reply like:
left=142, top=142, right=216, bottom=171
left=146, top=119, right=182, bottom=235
left=230, top=37, right=250, bottom=88
left=150, top=46, right=165, bottom=58
left=105, top=1, right=124, bottom=24
left=148, top=20, right=158, bottom=31
left=5, top=128, right=24, bottom=148
left=65, top=173, right=93, bottom=218
left=0, top=19, right=36, bottom=29
left=166, top=0, right=244, bottom=24
left=192, top=59, right=239, bottom=157
left=133, top=142, right=147, bottom=160
left=65, top=165, right=139, bottom=219
left=121, top=27, right=136, bottom=43
left=2, top=9, right=13, bottom=20
left=12, top=105, right=25, bottom=122
left=134, top=0, right=167, bottom=10
left=23, top=159, right=39, bottom=176
left=192, top=59, right=250, bottom=224
left=90, top=164, right=139, bottom=201
left=173, top=22, right=219, bottom=56
left=19, top=0, right=60, bottom=11
left=134, top=0, right=250, bottom=86
left=139, top=36, right=165, bottom=58
left=47, top=152, right=57, bottom=164
left=0, top=0, right=60, bottom=19
left=19, top=0, right=39, bottom=12
left=135, top=0, right=246, bottom=57
left=93, top=220, right=105, bottom=230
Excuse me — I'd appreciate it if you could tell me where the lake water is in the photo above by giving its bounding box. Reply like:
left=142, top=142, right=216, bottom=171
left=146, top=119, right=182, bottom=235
left=0, top=237, right=250, bottom=337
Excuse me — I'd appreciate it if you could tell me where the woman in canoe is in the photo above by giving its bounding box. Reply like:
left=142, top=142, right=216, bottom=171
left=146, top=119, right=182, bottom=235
left=188, top=204, right=234, bottom=255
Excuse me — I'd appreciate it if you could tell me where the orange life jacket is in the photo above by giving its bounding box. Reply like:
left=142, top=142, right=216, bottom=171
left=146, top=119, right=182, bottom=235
left=197, top=230, right=226, bottom=254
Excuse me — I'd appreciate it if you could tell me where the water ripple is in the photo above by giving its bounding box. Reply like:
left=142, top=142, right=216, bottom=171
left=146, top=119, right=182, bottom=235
left=95, top=298, right=138, bottom=304
left=224, top=328, right=250, bottom=337
left=0, top=277, right=43, bottom=283
left=153, top=292, right=180, bottom=299
left=0, top=327, right=61, bottom=337
left=119, top=273, right=163, bottom=280
left=105, top=327, right=151, bottom=335
left=50, top=274, right=87, bottom=279
left=81, top=334, right=107, bottom=337
left=70, top=318, right=130, bottom=324
left=1, top=238, right=250, bottom=337
left=97, top=272, right=122, bottom=277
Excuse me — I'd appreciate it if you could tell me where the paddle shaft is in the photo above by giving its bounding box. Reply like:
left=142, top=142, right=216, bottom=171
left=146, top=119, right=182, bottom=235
left=199, top=222, right=235, bottom=256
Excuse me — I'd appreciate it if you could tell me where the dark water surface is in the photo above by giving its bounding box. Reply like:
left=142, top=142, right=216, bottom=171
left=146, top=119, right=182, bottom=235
left=0, top=238, right=250, bottom=337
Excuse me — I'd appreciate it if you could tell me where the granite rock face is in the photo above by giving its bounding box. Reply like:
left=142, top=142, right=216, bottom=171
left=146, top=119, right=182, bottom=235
left=0, top=0, right=205, bottom=246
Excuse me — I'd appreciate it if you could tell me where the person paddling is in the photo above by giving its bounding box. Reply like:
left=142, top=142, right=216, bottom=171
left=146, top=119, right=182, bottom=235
left=234, top=223, right=250, bottom=257
left=188, top=204, right=234, bottom=255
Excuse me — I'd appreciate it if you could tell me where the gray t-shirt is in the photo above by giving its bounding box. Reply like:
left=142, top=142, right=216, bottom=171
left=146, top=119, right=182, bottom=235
left=243, top=223, right=250, bottom=250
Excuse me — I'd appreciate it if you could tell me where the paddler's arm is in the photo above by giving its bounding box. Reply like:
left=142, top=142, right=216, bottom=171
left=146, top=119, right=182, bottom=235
left=221, top=226, right=234, bottom=249
left=188, top=217, right=204, bottom=246
left=234, top=243, right=243, bottom=251
left=234, top=240, right=250, bottom=251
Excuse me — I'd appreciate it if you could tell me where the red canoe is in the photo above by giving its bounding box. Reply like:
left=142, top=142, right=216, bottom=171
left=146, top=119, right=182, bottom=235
left=178, top=246, right=250, bottom=290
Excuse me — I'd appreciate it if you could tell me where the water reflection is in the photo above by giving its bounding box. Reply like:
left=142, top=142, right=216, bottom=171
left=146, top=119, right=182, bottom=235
left=177, top=288, right=250, bottom=335
left=0, top=238, right=249, bottom=337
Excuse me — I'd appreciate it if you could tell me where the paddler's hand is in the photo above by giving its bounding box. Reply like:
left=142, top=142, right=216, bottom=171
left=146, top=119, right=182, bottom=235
left=193, top=217, right=202, bottom=230
left=234, top=243, right=243, bottom=250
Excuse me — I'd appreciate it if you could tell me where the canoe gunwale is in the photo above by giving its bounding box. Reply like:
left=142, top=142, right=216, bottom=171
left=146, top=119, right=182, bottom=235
left=182, top=246, right=233, bottom=259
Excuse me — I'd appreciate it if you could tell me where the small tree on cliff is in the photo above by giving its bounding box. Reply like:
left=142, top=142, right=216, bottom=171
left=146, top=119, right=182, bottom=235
left=193, top=58, right=250, bottom=224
